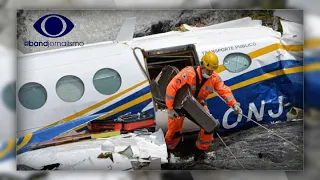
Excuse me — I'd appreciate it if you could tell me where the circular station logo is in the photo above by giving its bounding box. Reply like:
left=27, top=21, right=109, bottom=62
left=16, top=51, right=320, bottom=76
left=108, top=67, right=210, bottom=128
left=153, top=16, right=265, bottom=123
left=33, top=14, right=74, bottom=38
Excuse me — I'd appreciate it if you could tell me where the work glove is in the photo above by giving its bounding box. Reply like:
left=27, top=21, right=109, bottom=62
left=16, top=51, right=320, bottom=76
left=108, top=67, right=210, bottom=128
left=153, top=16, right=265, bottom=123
left=167, top=109, right=179, bottom=119
left=232, top=103, right=242, bottom=114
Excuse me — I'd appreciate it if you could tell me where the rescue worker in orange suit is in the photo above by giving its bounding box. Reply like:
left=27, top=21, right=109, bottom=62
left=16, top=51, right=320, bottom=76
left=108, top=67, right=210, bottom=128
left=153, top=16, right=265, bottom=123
left=165, top=51, right=242, bottom=161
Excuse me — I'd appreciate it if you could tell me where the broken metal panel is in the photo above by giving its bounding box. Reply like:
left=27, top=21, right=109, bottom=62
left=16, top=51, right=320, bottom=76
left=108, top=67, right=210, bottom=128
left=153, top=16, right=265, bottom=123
left=173, top=84, right=193, bottom=109
left=150, top=65, right=180, bottom=109
left=181, top=95, right=219, bottom=133
left=173, top=84, right=219, bottom=133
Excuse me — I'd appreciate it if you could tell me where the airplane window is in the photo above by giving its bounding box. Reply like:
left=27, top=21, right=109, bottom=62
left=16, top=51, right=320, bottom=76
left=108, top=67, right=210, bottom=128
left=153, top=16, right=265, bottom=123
left=2, top=82, right=16, bottom=111
left=93, top=68, right=122, bottom=95
left=223, top=53, right=252, bottom=73
left=56, top=75, right=85, bottom=102
left=18, top=82, right=47, bottom=110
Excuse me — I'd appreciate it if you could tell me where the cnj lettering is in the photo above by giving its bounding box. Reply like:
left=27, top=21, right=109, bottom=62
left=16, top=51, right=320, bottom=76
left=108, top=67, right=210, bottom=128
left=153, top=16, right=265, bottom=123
left=222, top=96, right=283, bottom=129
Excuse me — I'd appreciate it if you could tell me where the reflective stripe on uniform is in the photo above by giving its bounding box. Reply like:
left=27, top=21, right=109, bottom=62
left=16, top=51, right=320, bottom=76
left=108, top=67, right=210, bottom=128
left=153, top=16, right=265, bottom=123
left=225, top=95, right=234, bottom=101
left=166, top=94, right=175, bottom=100
left=204, top=86, right=214, bottom=92
left=196, top=138, right=212, bottom=145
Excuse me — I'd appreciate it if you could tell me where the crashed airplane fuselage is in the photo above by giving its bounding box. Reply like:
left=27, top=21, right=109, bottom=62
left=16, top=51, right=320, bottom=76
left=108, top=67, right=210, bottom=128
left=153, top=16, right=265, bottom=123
left=15, top=17, right=303, bottom=154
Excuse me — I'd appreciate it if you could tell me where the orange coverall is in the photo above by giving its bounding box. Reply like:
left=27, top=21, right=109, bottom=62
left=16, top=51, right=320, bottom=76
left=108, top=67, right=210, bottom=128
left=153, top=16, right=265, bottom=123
left=165, top=66, right=237, bottom=150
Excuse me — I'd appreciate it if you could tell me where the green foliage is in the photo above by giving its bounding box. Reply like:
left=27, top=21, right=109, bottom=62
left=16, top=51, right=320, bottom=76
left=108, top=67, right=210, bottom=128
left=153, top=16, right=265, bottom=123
left=242, top=10, right=275, bottom=27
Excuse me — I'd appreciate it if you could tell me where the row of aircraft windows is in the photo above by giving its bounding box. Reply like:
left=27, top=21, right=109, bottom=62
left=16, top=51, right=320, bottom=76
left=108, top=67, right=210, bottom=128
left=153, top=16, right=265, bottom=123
left=15, top=52, right=251, bottom=110
left=18, top=68, right=122, bottom=110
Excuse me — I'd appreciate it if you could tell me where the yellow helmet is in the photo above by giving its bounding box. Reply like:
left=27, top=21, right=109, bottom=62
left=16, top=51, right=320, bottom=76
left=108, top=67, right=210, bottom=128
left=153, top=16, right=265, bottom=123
left=201, top=52, right=219, bottom=71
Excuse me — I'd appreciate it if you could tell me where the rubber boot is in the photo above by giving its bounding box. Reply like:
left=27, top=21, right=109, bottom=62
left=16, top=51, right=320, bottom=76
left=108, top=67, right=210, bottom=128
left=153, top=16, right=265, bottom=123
left=194, top=149, right=211, bottom=163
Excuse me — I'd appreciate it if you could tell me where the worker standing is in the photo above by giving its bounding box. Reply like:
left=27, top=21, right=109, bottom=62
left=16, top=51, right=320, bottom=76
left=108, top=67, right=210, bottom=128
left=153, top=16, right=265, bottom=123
left=165, top=52, right=242, bottom=161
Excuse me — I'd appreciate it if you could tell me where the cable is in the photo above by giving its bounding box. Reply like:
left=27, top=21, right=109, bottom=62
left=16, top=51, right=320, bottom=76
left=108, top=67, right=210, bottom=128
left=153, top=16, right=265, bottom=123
left=216, top=132, right=247, bottom=170
left=241, top=113, right=303, bottom=152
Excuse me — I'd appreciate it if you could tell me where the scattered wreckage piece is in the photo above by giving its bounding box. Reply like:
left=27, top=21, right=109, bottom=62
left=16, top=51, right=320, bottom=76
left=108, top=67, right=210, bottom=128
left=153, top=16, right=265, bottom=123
left=87, top=112, right=156, bottom=133
left=17, top=129, right=167, bottom=170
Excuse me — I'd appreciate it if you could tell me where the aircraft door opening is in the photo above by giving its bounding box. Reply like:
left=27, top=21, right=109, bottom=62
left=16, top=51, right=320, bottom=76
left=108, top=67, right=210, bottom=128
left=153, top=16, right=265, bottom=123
left=144, top=44, right=199, bottom=81
left=138, top=44, right=200, bottom=111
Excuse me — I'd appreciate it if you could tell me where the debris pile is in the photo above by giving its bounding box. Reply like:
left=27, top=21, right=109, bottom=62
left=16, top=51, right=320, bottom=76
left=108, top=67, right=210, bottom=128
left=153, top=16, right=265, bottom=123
left=17, top=129, right=167, bottom=170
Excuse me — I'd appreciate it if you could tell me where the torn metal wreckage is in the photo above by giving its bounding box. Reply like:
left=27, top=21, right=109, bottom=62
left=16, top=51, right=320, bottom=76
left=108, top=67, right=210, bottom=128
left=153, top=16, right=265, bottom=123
left=17, top=65, right=221, bottom=171
left=15, top=13, right=303, bottom=170
left=17, top=64, right=303, bottom=170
